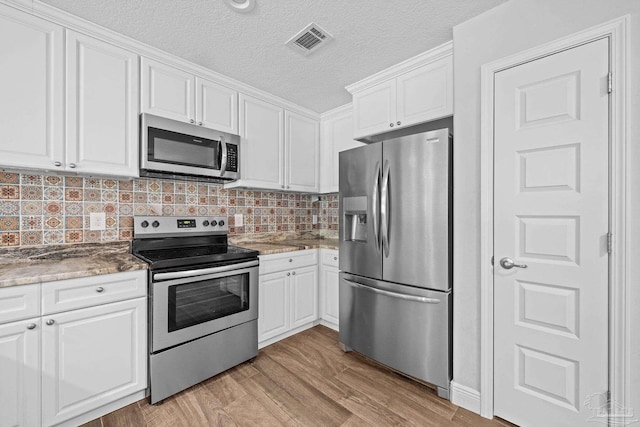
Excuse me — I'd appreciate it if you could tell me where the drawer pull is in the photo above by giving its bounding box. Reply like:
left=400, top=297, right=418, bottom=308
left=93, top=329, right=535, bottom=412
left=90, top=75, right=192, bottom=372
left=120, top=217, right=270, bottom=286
left=333, top=257, right=337, bottom=260
left=287, top=272, right=291, bottom=276
left=96, top=287, right=105, bottom=293
left=289, top=259, right=293, bottom=262
left=344, top=279, right=441, bottom=304
left=27, top=323, right=37, bottom=330
left=46, top=319, right=55, bottom=326
left=292, top=271, right=296, bottom=275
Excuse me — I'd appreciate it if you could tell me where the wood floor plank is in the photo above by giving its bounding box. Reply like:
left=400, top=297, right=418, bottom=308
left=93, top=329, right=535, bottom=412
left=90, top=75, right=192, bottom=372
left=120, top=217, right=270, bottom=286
left=87, top=326, right=513, bottom=427
left=251, top=353, right=353, bottom=425
left=79, top=419, right=103, bottom=427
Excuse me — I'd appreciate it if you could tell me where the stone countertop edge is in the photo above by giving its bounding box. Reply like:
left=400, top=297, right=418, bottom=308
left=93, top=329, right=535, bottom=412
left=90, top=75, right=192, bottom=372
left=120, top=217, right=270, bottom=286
left=231, top=239, right=339, bottom=255
left=0, top=241, right=148, bottom=289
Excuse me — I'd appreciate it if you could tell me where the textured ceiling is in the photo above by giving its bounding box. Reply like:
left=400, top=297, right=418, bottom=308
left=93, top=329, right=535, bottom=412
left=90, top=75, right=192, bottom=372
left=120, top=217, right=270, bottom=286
left=39, top=0, right=508, bottom=113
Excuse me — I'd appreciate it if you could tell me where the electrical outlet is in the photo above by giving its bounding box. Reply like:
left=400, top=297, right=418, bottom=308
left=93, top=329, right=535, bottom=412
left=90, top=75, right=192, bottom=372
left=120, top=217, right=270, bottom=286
left=89, top=212, right=106, bottom=231
left=234, top=214, right=243, bottom=227
left=312, top=214, right=318, bottom=224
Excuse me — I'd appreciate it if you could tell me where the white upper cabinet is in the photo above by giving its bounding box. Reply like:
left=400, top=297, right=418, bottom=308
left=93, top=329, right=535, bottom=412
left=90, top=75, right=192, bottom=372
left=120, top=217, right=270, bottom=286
left=285, top=111, right=319, bottom=192
left=196, top=77, right=239, bottom=134
left=319, top=106, right=363, bottom=193
left=66, top=31, right=139, bottom=178
left=230, top=94, right=319, bottom=192
left=349, top=43, right=453, bottom=140
left=0, top=5, right=64, bottom=171
left=141, top=58, right=238, bottom=134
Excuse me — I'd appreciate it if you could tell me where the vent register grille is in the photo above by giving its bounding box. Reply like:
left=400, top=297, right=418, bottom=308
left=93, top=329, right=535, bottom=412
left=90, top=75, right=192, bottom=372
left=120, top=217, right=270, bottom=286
left=286, top=23, right=333, bottom=56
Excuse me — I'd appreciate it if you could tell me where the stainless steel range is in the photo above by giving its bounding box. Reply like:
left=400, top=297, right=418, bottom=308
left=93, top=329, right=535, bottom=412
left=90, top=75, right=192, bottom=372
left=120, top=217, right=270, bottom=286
left=132, top=216, right=259, bottom=404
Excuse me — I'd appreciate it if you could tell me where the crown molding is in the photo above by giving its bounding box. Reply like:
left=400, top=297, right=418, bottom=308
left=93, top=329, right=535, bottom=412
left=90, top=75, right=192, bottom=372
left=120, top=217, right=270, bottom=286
left=320, top=102, right=352, bottom=120
left=0, top=0, right=321, bottom=119
left=345, top=40, right=453, bottom=94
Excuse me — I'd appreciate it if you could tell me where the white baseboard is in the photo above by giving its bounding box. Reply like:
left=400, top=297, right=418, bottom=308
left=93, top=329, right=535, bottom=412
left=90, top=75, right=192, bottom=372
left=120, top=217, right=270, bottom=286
left=450, top=381, right=481, bottom=415
left=56, top=389, right=147, bottom=427
left=319, top=319, right=338, bottom=331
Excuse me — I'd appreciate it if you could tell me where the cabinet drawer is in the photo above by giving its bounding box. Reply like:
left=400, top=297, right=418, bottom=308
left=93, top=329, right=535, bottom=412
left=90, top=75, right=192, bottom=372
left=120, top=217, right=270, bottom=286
left=321, top=250, right=339, bottom=268
left=259, top=250, right=318, bottom=275
left=42, top=270, right=146, bottom=315
left=0, top=284, right=40, bottom=324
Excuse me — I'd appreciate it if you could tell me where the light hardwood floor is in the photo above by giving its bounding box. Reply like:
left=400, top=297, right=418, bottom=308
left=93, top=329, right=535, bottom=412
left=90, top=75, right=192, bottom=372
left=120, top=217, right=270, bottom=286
left=83, top=326, right=515, bottom=426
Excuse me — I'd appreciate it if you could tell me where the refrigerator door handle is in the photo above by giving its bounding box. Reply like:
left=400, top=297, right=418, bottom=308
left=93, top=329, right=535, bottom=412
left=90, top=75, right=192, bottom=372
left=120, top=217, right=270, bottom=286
left=343, top=278, right=441, bottom=304
left=372, top=162, right=381, bottom=252
left=381, top=160, right=390, bottom=257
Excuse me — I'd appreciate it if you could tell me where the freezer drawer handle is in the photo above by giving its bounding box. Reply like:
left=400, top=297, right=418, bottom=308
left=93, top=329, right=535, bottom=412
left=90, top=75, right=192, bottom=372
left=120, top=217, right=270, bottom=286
left=344, top=279, right=441, bottom=304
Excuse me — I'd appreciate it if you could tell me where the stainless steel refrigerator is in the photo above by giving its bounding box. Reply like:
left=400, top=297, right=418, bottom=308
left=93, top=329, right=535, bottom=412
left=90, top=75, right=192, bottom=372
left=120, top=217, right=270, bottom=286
left=338, top=128, right=452, bottom=399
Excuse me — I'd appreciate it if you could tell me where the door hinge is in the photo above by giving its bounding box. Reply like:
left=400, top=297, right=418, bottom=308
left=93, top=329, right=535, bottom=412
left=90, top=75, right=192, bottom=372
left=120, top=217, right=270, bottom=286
left=607, top=232, right=613, bottom=254
left=608, top=72, right=613, bottom=94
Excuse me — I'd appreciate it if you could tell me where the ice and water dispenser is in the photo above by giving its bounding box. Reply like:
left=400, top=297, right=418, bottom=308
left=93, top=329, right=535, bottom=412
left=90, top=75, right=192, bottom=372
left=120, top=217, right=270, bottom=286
left=342, top=196, right=368, bottom=242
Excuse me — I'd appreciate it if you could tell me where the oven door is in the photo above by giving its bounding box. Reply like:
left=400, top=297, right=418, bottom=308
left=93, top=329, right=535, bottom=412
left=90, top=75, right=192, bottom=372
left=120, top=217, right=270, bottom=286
left=151, top=260, right=258, bottom=352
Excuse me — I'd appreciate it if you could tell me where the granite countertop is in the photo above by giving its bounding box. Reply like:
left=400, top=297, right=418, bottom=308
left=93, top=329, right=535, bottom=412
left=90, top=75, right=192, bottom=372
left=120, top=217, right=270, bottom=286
left=0, top=241, right=148, bottom=288
left=230, top=231, right=339, bottom=255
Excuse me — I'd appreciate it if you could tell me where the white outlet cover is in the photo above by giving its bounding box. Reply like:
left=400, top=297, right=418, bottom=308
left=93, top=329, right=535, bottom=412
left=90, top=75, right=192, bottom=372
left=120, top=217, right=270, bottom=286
left=312, top=214, right=318, bottom=224
left=89, top=212, right=106, bottom=231
left=235, top=214, right=244, bottom=227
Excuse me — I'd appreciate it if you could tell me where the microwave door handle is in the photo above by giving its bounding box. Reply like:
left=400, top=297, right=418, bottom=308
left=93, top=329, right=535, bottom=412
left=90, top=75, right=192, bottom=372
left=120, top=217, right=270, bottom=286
left=219, top=135, right=228, bottom=176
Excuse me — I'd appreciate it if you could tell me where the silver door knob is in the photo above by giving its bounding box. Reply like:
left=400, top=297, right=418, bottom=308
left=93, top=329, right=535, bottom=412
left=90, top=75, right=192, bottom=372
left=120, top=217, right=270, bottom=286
left=53, top=161, right=62, bottom=167
left=499, top=257, right=528, bottom=270
left=96, top=287, right=104, bottom=293
left=46, top=319, right=55, bottom=326
left=68, top=163, right=76, bottom=168
left=27, top=323, right=37, bottom=330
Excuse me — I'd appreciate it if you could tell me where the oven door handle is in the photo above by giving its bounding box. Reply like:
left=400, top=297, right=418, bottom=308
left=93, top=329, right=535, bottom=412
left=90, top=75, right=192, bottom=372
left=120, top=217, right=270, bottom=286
left=153, top=260, right=259, bottom=281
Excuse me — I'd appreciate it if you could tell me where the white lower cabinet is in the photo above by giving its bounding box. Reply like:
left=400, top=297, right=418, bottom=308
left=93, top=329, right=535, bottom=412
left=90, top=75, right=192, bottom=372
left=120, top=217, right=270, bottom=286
left=258, top=250, right=318, bottom=346
left=318, top=249, right=339, bottom=330
left=0, top=270, right=147, bottom=427
left=42, top=298, right=146, bottom=426
left=0, top=318, right=41, bottom=427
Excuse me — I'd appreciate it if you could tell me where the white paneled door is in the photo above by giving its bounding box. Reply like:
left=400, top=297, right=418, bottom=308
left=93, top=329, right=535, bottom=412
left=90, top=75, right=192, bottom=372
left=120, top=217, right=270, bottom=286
left=493, top=38, right=609, bottom=426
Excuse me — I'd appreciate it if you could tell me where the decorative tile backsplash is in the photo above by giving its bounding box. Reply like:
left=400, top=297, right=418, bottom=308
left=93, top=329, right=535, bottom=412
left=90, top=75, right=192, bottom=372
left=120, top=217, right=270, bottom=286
left=0, top=171, right=339, bottom=247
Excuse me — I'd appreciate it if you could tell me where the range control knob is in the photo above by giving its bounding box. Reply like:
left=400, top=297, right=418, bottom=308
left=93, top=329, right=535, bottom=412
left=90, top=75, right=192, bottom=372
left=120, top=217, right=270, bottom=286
left=151, top=220, right=160, bottom=228
left=218, top=220, right=225, bottom=227
left=203, top=220, right=210, bottom=226
left=210, top=220, right=217, bottom=227
left=140, top=221, right=149, bottom=228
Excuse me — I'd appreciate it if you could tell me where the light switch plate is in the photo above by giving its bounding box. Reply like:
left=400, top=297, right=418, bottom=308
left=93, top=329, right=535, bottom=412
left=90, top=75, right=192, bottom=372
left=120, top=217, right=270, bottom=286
left=234, top=214, right=243, bottom=227
left=89, top=212, right=106, bottom=231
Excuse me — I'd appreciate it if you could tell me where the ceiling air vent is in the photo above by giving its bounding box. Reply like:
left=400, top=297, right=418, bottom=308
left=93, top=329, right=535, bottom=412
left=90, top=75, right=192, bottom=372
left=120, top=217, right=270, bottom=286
left=286, top=23, right=333, bottom=56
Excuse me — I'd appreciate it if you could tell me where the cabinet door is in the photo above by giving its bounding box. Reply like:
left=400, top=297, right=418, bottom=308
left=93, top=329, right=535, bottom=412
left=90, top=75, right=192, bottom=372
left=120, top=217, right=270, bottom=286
left=0, top=5, right=64, bottom=171
left=42, top=298, right=146, bottom=426
left=196, top=77, right=238, bottom=134
left=141, top=57, right=194, bottom=123
left=290, top=265, right=318, bottom=329
left=285, top=111, right=319, bottom=192
left=0, top=318, right=40, bottom=427
left=319, top=265, right=339, bottom=327
left=66, top=31, right=139, bottom=177
left=396, top=55, right=453, bottom=127
left=319, top=109, right=362, bottom=193
left=238, top=94, right=284, bottom=189
left=352, top=80, right=396, bottom=139
left=258, top=272, right=289, bottom=342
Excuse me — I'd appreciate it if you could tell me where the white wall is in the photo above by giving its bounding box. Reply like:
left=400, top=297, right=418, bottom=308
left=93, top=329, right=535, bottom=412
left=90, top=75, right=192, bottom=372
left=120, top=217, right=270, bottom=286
left=452, top=0, right=640, bottom=413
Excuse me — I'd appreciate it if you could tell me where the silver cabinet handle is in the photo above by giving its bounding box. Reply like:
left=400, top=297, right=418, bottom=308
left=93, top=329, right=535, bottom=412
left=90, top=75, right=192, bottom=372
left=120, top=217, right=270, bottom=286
left=389, top=123, right=394, bottom=127
left=287, top=272, right=291, bottom=276
left=380, top=160, right=390, bottom=258
left=189, top=119, right=195, bottom=124
left=499, top=257, right=528, bottom=270
left=372, top=161, right=381, bottom=252
left=333, top=257, right=337, bottom=261
left=53, top=161, right=62, bottom=167
left=96, top=287, right=104, bottom=293
left=281, top=185, right=285, bottom=189
left=27, top=323, right=37, bottom=330
left=68, top=163, right=76, bottom=168
left=397, top=121, right=401, bottom=126
left=219, top=135, right=228, bottom=176
left=289, top=259, right=293, bottom=262
left=344, top=279, right=441, bottom=304
left=292, top=271, right=296, bottom=275
left=46, top=319, right=55, bottom=326
left=198, top=122, right=203, bottom=126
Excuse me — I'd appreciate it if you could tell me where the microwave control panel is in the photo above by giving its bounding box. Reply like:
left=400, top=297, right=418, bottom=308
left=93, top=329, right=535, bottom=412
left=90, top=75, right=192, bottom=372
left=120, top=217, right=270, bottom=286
left=226, top=144, right=238, bottom=172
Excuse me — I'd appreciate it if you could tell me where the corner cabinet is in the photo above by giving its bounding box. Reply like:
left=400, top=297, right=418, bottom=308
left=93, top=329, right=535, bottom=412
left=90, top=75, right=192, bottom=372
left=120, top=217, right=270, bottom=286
left=141, top=57, right=239, bottom=134
left=0, top=271, right=147, bottom=427
left=258, top=250, right=318, bottom=347
left=349, top=43, right=453, bottom=140
left=319, top=106, right=364, bottom=193
left=229, top=94, right=319, bottom=192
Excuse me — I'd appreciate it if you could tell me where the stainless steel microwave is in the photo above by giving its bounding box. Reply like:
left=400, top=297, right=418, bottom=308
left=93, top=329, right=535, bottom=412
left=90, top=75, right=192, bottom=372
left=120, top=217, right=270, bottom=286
left=140, top=113, right=240, bottom=182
